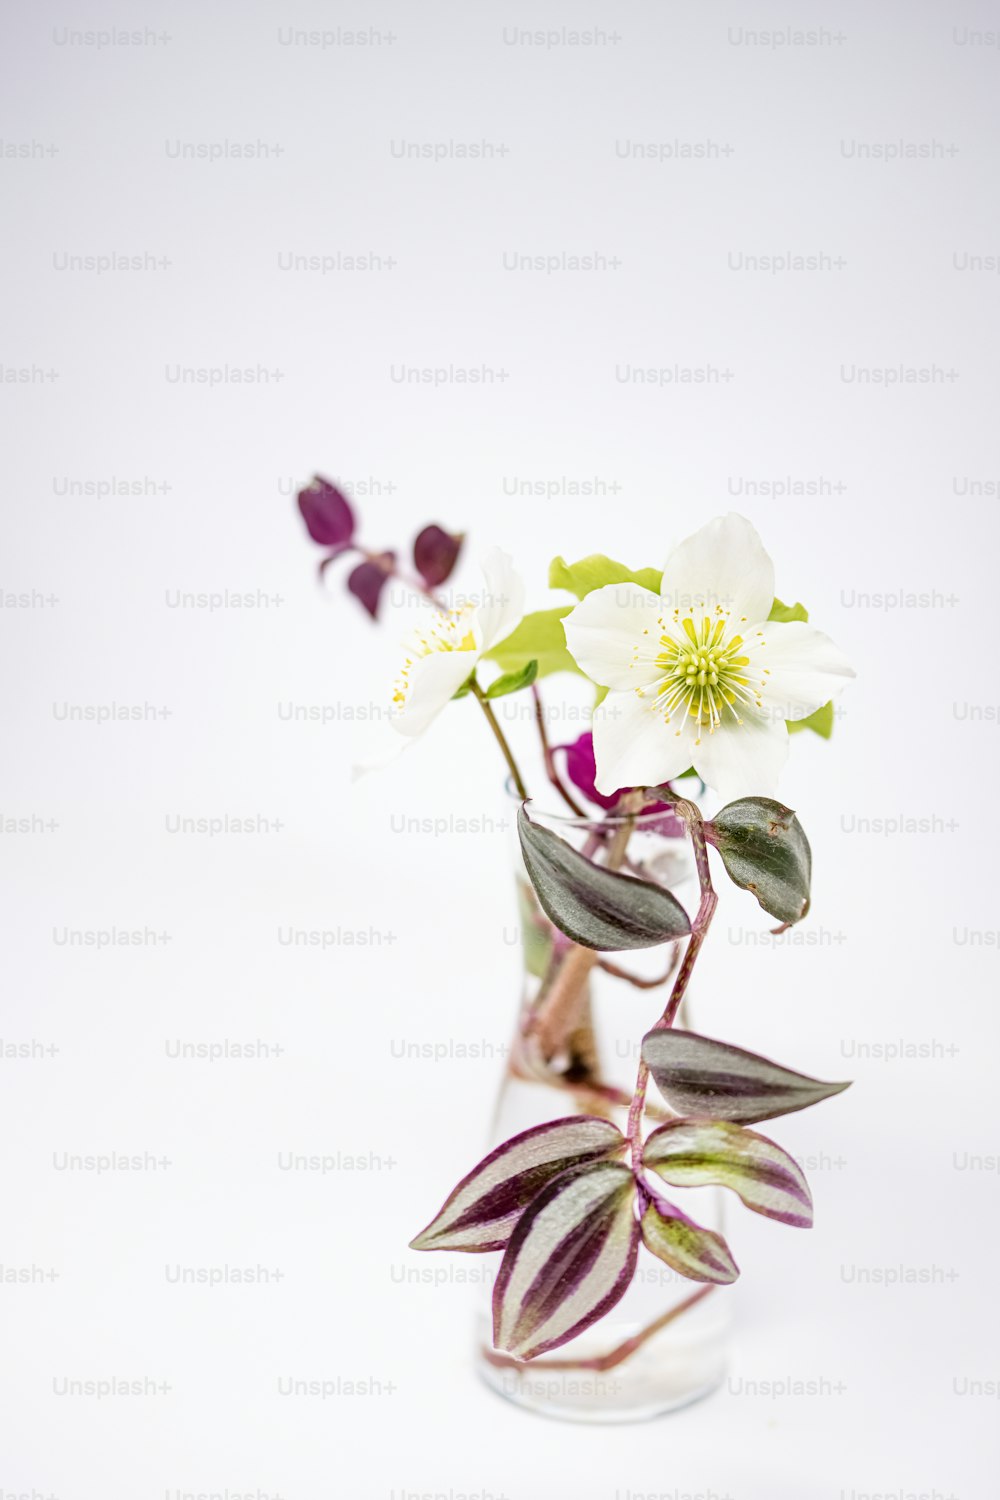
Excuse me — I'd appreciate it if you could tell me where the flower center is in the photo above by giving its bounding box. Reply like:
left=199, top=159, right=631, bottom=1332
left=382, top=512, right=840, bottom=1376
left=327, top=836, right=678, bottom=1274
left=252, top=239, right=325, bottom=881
left=649, top=615, right=762, bottom=737
left=393, top=604, right=477, bottom=706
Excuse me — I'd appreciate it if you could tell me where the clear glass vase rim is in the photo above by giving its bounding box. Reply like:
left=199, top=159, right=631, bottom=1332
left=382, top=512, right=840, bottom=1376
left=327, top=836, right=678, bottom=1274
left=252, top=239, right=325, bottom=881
left=503, top=779, right=688, bottom=831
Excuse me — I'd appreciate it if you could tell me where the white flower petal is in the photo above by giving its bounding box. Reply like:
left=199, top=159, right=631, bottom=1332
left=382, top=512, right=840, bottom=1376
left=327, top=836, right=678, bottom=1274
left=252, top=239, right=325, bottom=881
left=563, top=583, right=663, bottom=690
left=691, top=715, right=789, bottom=801
left=661, top=513, right=774, bottom=625
left=475, top=548, right=525, bottom=653
left=392, top=650, right=476, bottom=738
left=758, top=621, right=855, bottom=721
left=592, top=689, right=698, bottom=794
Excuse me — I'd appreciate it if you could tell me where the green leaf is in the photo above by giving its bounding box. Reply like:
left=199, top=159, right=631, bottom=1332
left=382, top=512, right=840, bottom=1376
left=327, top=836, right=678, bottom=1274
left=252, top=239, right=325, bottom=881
left=485, top=660, right=538, bottom=700
left=640, top=1199, right=739, bottom=1285
left=705, top=797, right=812, bottom=926
left=518, top=805, right=691, bottom=951
left=549, top=554, right=662, bottom=600
left=483, top=607, right=582, bottom=681
left=768, top=596, right=809, bottom=624
left=452, top=676, right=474, bottom=700
left=768, top=599, right=835, bottom=738
left=787, top=700, right=834, bottom=739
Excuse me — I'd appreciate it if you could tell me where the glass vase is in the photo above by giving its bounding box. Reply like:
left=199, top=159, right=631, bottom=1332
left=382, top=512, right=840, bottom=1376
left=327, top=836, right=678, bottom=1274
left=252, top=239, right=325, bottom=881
left=474, top=804, right=732, bottom=1423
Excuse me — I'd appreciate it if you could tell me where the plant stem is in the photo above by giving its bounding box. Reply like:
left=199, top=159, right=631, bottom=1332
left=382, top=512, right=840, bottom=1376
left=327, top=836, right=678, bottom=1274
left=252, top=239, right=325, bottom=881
left=470, top=680, right=530, bottom=801
left=597, top=948, right=683, bottom=991
left=626, top=797, right=717, bottom=1164
left=531, top=683, right=586, bottom=817
left=482, top=1283, right=716, bottom=1375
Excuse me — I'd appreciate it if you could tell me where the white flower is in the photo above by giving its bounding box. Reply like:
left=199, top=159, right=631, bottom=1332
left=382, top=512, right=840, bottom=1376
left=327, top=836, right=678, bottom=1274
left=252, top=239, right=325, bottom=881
left=390, top=547, right=525, bottom=738
left=562, top=513, right=855, bottom=801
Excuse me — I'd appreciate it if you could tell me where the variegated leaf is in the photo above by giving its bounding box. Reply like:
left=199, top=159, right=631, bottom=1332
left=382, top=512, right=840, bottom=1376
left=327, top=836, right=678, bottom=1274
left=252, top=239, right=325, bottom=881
left=640, top=1197, right=739, bottom=1285
left=492, top=1161, right=639, bottom=1360
left=409, top=1117, right=626, bottom=1254
left=642, top=1028, right=850, bottom=1125
left=643, top=1119, right=813, bottom=1228
left=518, top=804, right=691, bottom=951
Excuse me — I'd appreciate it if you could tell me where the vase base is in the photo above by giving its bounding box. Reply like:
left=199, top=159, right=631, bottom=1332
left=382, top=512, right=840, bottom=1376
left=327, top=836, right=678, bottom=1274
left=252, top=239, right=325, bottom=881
left=473, top=1306, right=730, bottom=1424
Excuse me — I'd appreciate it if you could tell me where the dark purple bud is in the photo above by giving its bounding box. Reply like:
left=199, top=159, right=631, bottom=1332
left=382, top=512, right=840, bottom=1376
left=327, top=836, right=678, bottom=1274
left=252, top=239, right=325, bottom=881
left=413, top=524, right=464, bottom=588
left=556, top=732, right=683, bottom=833
left=297, top=476, right=355, bottom=549
left=348, top=552, right=396, bottom=619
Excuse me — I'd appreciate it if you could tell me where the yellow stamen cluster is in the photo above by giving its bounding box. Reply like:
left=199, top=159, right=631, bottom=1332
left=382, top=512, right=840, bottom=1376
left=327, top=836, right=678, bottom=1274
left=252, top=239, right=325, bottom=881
left=636, top=611, right=767, bottom=744
left=393, top=604, right=476, bottom=706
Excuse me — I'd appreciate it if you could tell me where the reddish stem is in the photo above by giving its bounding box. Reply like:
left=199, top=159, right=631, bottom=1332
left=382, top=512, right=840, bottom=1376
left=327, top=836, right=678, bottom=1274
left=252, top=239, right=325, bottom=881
left=531, top=683, right=586, bottom=817
left=626, top=798, right=717, bottom=1164
left=482, top=1284, right=716, bottom=1375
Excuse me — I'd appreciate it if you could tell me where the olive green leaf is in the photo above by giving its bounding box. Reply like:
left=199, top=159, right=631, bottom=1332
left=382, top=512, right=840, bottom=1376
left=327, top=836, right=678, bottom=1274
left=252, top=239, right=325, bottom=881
left=705, top=797, right=812, bottom=926
left=485, top=660, right=538, bottom=699
left=483, top=607, right=582, bottom=680
left=549, top=554, right=662, bottom=600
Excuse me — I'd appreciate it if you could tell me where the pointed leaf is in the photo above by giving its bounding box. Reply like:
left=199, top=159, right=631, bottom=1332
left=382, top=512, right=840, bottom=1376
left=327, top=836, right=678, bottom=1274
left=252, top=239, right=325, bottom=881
left=787, top=700, right=834, bottom=739
left=483, top=607, right=582, bottom=681
left=642, top=1029, right=851, bottom=1125
left=640, top=1198, right=739, bottom=1284
left=347, top=553, right=395, bottom=619
left=767, top=596, right=809, bottom=625
left=297, top=476, right=355, bottom=547
left=409, top=1117, right=626, bottom=1254
left=549, top=553, right=662, bottom=601
left=485, top=659, right=538, bottom=700
left=706, top=797, right=812, bottom=926
left=492, top=1161, right=638, bottom=1360
left=518, top=805, right=691, bottom=952
left=413, top=524, right=463, bottom=587
left=643, top=1119, right=813, bottom=1228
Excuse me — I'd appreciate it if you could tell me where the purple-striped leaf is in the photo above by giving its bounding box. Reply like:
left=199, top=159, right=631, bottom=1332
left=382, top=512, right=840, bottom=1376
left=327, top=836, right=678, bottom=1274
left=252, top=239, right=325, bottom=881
left=409, top=1117, right=626, bottom=1254
left=518, top=804, right=691, bottom=951
left=642, top=1028, right=850, bottom=1125
left=414, top=524, right=463, bottom=588
left=297, top=476, right=355, bottom=548
left=347, top=552, right=395, bottom=619
left=643, top=1119, right=813, bottom=1228
left=492, top=1161, right=639, bottom=1360
left=640, top=1197, right=739, bottom=1285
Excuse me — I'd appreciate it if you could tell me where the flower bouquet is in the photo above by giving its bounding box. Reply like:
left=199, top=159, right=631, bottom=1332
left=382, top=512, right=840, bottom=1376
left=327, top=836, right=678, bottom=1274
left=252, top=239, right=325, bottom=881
left=297, top=484, right=855, bottom=1421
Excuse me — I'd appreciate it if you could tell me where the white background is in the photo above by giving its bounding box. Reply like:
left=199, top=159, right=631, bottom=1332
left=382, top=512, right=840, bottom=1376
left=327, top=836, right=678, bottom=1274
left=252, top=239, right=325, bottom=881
left=2, top=1, right=999, bottom=1496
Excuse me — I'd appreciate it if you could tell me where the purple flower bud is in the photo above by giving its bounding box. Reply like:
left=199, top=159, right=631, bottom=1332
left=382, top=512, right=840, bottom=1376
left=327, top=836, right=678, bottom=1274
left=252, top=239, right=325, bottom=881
left=413, top=524, right=464, bottom=588
left=297, top=476, right=355, bottom=549
left=348, top=552, right=396, bottom=619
